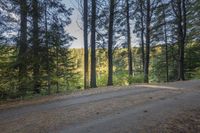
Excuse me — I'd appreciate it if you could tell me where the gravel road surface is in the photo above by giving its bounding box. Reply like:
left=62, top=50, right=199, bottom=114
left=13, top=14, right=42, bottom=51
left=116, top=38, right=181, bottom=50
left=0, top=80, right=200, bottom=133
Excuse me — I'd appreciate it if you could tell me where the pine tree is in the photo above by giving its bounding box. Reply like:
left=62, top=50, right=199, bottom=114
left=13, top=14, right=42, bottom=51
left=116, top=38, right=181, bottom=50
left=126, top=0, right=133, bottom=77
left=107, top=0, right=115, bottom=86
left=90, top=0, right=97, bottom=88
left=18, top=0, right=28, bottom=95
left=84, top=0, right=89, bottom=89
left=32, top=0, right=40, bottom=93
left=171, top=0, right=187, bottom=80
left=144, top=0, right=151, bottom=83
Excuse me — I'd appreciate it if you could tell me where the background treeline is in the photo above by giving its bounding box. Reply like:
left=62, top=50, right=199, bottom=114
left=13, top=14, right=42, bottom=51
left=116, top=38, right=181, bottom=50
left=0, top=0, right=200, bottom=100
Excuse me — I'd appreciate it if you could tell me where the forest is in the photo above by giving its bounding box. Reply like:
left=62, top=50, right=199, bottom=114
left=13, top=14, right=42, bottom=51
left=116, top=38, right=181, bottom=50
left=0, top=0, right=200, bottom=100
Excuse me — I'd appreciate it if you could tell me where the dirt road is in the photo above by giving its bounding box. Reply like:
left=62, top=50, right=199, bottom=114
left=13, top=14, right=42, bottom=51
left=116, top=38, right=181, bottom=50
left=0, top=80, right=200, bottom=133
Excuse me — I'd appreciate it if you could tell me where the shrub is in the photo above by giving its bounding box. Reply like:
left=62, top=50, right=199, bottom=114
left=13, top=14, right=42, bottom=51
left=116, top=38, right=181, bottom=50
left=128, top=75, right=144, bottom=84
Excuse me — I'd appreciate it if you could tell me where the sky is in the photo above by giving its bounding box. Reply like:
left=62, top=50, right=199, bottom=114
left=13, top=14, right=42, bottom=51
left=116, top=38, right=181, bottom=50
left=63, top=0, right=140, bottom=48
left=63, top=0, right=84, bottom=48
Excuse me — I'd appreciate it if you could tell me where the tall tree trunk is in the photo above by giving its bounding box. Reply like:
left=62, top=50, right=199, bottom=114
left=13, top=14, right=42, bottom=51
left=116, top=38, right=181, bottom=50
left=107, top=0, right=115, bottom=86
left=162, top=3, right=169, bottom=82
left=177, top=0, right=185, bottom=80
left=90, top=0, right=97, bottom=88
left=18, top=0, right=28, bottom=95
left=139, top=0, right=145, bottom=73
left=144, top=0, right=151, bottom=83
left=181, top=0, right=186, bottom=80
left=32, top=0, right=40, bottom=93
left=126, top=0, right=133, bottom=77
left=84, top=0, right=89, bottom=89
left=44, top=2, right=51, bottom=94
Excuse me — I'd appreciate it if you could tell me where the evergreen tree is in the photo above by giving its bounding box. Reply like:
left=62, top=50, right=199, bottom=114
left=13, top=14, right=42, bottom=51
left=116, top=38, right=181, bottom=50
left=83, top=0, right=89, bottom=89
left=126, top=0, right=133, bottom=77
left=49, top=19, right=76, bottom=92
left=107, top=0, right=115, bottom=86
left=32, top=0, right=40, bottom=93
left=18, top=0, right=28, bottom=95
left=90, top=0, right=97, bottom=88
left=171, top=0, right=188, bottom=80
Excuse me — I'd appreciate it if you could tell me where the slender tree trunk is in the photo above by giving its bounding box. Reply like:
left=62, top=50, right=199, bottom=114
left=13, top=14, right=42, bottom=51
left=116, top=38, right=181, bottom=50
left=177, top=0, right=185, bottom=80
left=44, top=2, right=51, bottom=94
left=126, top=0, right=133, bottom=77
left=164, top=24, right=169, bottom=82
left=90, top=0, right=97, bottom=88
left=139, top=0, right=145, bottom=73
left=181, top=0, right=186, bottom=80
left=162, top=4, right=169, bottom=82
left=84, top=0, right=89, bottom=89
left=107, top=0, right=115, bottom=86
left=144, top=0, right=151, bottom=83
left=56, top=46, right=59, bottom=93
left=18, top=0, right=28, bottom=95
left=32, top=0, right=40, bottom=93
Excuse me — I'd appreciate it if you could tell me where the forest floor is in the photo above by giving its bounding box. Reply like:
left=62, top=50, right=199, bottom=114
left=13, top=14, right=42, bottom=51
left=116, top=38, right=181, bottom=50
left=0, top=80, right=200, bottom=133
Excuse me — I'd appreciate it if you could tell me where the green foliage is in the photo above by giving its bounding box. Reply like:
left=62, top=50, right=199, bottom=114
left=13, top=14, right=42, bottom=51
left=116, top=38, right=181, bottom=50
left=185, top=42, right=200, bottom=79
left=0, top=46, right=17, bottom=99
left=150, top=46, right=166, bottom=83
left=0, top=45, right=81, bottom=99
left=1, top=43, right=200, bottom=100
left=128, top=75, right=144, bottom=84
left=113, top=72, right=129, bottom=86
left=97, top=74, right=108, bottom=87
left=192, top=68, right=200, bottom=79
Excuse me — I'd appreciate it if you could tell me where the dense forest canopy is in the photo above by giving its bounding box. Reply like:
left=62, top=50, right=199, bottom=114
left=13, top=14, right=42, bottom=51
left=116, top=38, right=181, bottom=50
left=0, top=0, right=199, bottom=100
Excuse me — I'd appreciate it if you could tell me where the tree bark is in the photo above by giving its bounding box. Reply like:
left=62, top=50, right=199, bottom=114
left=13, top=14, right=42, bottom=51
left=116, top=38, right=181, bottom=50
left=32, top=0, right=40, bottom=93
left=84, top=0, right=89, bottom=89
left=126, top=0, right=133, bottom=77
left=107, top=0, right=115, bottom=86
left=162, top=3, right=169, bottom=82
left=139, top=0, right=145, bottom=73
left=181, top=0, right=186, bottom=80
left=44, top=2, right=51, bottom=94
left=144, top=0, right=151, bottom=83
left=56, top=45, right=59, bottom=93
left=177, top=0, right=185, bottom=80
left=18, top=0, right=28, bottom=95
left=90, top=0, right=97, bottom=88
